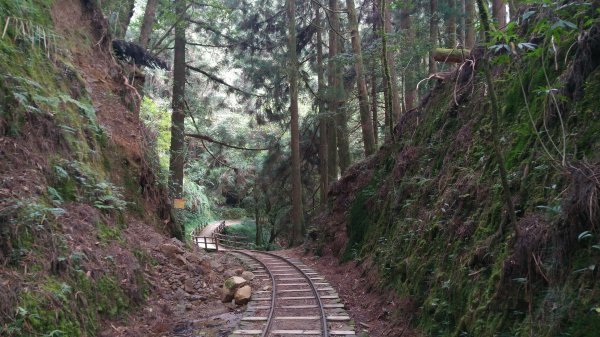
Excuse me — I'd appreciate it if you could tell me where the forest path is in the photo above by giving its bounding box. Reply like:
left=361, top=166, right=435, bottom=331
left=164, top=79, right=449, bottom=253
left=194, top=219, right=241, bottom=250
left=198, top=219, right=241, bottom=237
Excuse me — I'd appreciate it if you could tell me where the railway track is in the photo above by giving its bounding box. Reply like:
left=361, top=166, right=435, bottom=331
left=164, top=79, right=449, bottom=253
left=228, top=250, right=355, bottom=337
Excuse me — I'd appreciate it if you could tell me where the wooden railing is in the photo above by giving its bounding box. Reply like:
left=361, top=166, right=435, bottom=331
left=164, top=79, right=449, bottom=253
left=191, top=220, right=251, bottom=251
left=193, top=235, right=219, bottom=251
left=213, top=233, right=252, bottom=249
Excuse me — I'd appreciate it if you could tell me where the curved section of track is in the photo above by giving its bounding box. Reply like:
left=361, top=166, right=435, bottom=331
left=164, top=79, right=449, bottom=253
left=228, top=250, right=354, bottom=337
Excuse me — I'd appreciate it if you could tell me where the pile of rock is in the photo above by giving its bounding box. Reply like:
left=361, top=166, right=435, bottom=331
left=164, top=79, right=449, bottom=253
left=221, top=270, right=255, bottom=305
left=156, top=241, right=220, bottom=297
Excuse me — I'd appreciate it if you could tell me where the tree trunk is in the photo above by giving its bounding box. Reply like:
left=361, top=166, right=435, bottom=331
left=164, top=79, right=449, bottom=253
left=138, top=0, right=159, bottom=48
left=105, top=0, right=136, bottom=39
left=346, top=0, right=375, bottom=156
left=476, top=0, right=518, bottom=235
left=167, top=0, right=187, bottom=240
left=383, top=0, right=402, bottom=124
left=287, top=0, right=303, bottom=245
left=429, top=0, right=438, bottom=74
left=492, top=0, right=507, bottom=28
left=371, top=0, right=379, bottom=146
left=459, top=0, right=466, bottom=45
left=400, top=4, right=416, bottom=111
left=465, top=0, right=476, bottom=48
left=315, top=5, right=329, bottom=206
left=336, top=36, right=351, bottom=174
left=446, top=0, right=457, bottom=48
left=371, top=74, right=378, bottom=146
left=327, top=0, right=339, bottom=182
left=381, top=0, right=396, bottom=139
left=254, top=185, right=262, bottom=246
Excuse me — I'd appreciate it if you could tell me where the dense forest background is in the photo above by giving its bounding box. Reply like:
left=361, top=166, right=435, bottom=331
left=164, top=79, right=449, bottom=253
left=1, top=0, right=599, bottom=336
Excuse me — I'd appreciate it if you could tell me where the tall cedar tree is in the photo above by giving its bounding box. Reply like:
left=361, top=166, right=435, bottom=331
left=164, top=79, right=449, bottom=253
left=334, top=2, right=351, bottom=175
left=327, top=0, right=339, bottom=181
left=315, top=5, right=329, bottom=206
left=168, top=0, right=187, bottom=239
left=493, top=0, right=507, bottom=28
left=400, top=2, right=416, bottom=110
left=346, top=0, right=376, bottom=156
left=465, top=0, right=476, bottom=48
left=429, top=0, right=439, bottom=74
left=383, top=0, right=402, bottom=123
left=459, top=0, right=466, bottom=44
left=446, top=0, right=457, bottom=47
left=287, top=0, right=303, bottom=245
left=139, top=0, right=159, bottom=48
left=381, top=0, right=397, bottom=138
left=371, top=0, right=379, bottom=145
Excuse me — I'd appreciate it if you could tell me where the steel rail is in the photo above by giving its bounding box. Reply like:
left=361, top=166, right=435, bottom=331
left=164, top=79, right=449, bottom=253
left=229, top=250, right=276, bottom=337
left=234, top=250, right=330, bottom=337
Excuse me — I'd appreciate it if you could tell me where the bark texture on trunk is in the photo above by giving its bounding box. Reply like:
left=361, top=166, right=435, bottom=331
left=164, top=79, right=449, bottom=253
left=327, top=0, right=339, bottom=181
left=400, top=4, right=416, bottom=111
left=381, top=0, right=396, bottom=139
left=169, top=0, right=186, bottom=200
left=492, top=0, right=507, bottom=28
left=336, top=37, right=351, bottom=174
left=315, top=6, right=329, bottom=206
left=446, top=0, right=457, bottom=48
left=459, top=0, right=466, bottom=45
left=383, top=0, right=402, bottom=122
left=139, top=0, right=159, bottom=48
left=287, top=0, right=303, bottom=245
left=346, top=0, right=376, bottom=156
left=429, top=0, right=439, bottom=74
left=371, top=73, right=378, bottom=146
left=371, top=0, right=379, bottom=146
left=167, top=0, right=187, bottom=240
left=465, top=0, right=476, bottom=48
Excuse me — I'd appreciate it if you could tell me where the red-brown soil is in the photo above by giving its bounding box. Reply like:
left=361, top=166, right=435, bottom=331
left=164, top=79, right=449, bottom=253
left=283, top=247, right=417, bottom=337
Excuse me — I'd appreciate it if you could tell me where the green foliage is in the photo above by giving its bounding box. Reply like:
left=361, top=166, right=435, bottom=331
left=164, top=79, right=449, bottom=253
left=140, top=96, right=171, bottom=173
left=223, top=219, right=255, bottom=241
left=0, top=0, right=53, bottom=26
left=223, top=218, right=278, bottom=250
left=49, top=160, right=127, bottom=212
left=343, top=180, right=378, bottom=262
left=95, top=221, right=123, bottom=244
left=220, top=207, right=246, bottom=220
left=336, top=4, right=600, bottom=336
left=2, top=270, right=135, bottom=337
left=0, top=197, right=66, bottom=266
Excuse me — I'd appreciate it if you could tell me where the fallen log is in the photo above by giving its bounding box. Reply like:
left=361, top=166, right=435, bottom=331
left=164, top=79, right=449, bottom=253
left=432, top=48, right=471, bottom=63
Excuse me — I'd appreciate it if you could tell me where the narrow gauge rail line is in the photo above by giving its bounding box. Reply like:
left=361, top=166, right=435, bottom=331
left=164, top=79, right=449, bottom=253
left=229, top=250, right=337, bottom=337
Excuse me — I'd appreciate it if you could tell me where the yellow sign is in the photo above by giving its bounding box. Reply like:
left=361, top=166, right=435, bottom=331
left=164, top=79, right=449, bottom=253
left=174, top=198, right=186, bottom=209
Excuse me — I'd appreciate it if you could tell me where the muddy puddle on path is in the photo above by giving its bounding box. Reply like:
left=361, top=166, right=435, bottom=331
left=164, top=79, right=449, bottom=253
left=171, top=310, right=244, bottom=337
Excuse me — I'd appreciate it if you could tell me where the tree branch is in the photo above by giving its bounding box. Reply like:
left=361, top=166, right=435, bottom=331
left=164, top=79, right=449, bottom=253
left=185, top=133, right=272, bottom=151
left=186, top=64, right=265, bottom=97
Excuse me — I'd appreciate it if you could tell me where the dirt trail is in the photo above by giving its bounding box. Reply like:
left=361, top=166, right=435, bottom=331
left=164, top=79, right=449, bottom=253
left=197, top=219, right=241, bottom=237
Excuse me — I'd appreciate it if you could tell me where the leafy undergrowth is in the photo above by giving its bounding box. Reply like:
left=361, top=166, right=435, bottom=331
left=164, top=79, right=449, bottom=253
left=313, top=4, right=600, bottom=337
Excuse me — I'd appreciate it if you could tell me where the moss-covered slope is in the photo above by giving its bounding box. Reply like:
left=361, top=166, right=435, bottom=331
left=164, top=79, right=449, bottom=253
left=318, top=4, right=600, bottom=337
left=0, top=1, right=167, bottom=335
